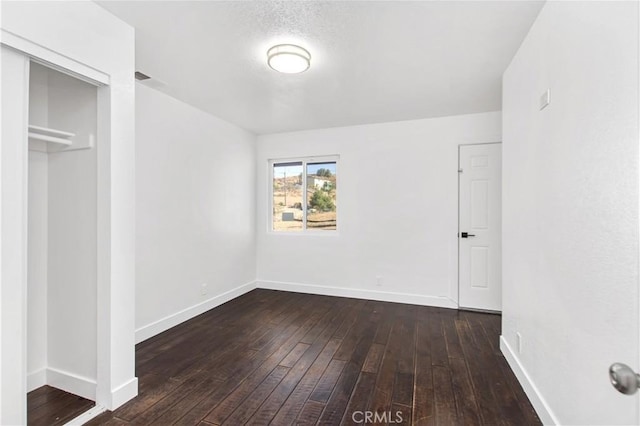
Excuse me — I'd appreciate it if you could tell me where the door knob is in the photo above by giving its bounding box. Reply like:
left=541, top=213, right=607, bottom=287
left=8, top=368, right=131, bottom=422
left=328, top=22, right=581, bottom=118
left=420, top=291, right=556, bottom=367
left=460, top=232, right=476, bottom=238
left=609, top=363, right=640, bottom=395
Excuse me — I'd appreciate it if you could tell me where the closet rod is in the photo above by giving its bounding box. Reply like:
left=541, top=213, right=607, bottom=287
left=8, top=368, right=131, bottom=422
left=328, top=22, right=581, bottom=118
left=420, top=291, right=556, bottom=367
left=28, top=132, right=73, bottom=146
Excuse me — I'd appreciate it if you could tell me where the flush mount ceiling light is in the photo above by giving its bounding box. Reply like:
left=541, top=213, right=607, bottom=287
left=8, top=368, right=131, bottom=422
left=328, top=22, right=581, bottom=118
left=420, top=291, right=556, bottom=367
left=267, top=44, right=311, bottom=74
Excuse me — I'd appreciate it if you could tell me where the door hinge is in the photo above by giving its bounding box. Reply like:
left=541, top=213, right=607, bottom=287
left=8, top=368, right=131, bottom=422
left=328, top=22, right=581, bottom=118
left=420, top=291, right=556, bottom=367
left=458, top=168, right=463, bottom=173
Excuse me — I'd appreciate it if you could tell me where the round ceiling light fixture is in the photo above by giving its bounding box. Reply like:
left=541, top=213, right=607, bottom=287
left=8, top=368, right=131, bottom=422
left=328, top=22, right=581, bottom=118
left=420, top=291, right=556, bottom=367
left=267, top=44, right=311, bottom=74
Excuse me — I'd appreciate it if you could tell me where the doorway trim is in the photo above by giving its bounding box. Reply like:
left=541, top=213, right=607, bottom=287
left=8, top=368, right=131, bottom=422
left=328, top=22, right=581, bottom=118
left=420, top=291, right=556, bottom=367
left=1, top=13, right=137, bottom=424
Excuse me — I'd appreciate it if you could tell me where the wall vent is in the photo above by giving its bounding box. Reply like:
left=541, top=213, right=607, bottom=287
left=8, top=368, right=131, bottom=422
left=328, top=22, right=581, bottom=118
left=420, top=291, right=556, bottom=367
left=134, top=71, right=151, bottom=81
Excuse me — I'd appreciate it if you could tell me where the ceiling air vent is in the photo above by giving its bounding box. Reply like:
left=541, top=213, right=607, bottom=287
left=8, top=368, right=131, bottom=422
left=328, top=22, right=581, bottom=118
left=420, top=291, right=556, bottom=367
left=135, top=71, right=151, bottom=81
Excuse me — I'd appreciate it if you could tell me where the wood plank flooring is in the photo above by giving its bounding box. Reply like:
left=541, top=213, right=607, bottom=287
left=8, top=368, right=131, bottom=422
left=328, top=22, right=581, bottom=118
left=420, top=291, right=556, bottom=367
left=27, top=385, right=94, bottom=426
left=85, top=289, right=540, bottom=425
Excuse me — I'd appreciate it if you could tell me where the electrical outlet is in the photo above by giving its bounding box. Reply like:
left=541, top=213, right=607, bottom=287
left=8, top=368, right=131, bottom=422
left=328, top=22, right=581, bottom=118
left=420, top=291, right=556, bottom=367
left=201, top=283, right=208, bottom=296
left=516, top=332, right=523, bottom=354
left=376, top=275, right=383, bottom=287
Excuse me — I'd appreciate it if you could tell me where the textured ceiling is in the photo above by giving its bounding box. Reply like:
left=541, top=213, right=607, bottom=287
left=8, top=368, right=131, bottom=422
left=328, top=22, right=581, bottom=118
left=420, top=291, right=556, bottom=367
left=98, top=1, right=544, bottom=134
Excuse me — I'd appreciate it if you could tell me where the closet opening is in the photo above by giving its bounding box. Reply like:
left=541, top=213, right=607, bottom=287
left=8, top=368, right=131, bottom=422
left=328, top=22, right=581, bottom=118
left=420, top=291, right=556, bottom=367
left=26, top=61, right=99, bottom=425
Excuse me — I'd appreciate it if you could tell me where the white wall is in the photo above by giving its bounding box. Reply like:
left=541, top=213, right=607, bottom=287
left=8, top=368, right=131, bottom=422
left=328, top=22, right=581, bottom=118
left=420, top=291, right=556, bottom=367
left=27, top=151, right=47, bottom=387
left=502, top=2, right=639, bottom=424
left=26, top=65, right=49, bottom=387
left=256, top=112, right=501, bottom=306
left=135, top=83, right=256, bottom=341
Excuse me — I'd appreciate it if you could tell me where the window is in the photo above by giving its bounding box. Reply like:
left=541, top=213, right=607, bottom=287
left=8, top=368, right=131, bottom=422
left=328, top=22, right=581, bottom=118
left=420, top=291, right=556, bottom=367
left=271, top=157, right=338, bottom=232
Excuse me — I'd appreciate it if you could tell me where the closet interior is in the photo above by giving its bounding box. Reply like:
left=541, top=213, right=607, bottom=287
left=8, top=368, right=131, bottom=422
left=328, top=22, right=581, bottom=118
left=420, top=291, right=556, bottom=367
left=26, top=62, right=98, bottom=424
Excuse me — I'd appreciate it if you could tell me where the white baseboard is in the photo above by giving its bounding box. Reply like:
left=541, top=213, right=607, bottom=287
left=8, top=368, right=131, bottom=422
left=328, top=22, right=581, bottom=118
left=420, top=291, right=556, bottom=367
left=27, top=368, right=136, bottom=412
left=256, top=280, right=458, bottom=309
left=107, top=377, right=138, bottom=410
left=27, top=368, right=47, bottom=392
left=500, top=336, right=558, bottom=425
left=135, top=280, right=257, bottom=343
left=135, top=280, right=455, bottom=345
left=46, top=367, right=96, bottom=401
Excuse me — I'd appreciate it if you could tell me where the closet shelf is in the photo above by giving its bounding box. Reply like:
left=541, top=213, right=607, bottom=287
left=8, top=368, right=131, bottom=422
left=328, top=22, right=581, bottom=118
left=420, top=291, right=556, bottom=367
left=28, top=125, right=75, bottom=146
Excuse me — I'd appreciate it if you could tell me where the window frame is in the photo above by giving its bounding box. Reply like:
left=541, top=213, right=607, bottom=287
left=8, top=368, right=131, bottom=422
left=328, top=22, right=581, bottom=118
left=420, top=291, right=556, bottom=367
left=268, top=155, right=339, bottom=234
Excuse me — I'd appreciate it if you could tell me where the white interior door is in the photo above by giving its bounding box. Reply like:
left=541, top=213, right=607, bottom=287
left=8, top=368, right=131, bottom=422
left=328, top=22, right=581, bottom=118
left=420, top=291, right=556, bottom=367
left=458, top=143, right=501, bottom=311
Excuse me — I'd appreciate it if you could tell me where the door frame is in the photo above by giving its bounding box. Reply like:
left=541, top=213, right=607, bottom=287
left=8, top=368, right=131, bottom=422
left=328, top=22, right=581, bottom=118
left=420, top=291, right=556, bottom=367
left=456, top=141, right=502, bottom=311
left=1, top=24, right=137, bottom=424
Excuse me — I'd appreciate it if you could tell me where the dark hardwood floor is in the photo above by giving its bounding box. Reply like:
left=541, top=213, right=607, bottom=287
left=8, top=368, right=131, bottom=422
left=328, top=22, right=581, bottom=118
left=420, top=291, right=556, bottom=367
left=27, top=385, right=94, bottom=426
left=86, top=289, right=540, bottom=425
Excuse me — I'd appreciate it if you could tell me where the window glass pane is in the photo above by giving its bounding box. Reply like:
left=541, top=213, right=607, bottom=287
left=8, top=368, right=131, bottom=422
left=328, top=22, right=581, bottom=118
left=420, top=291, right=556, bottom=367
left=273, top=162, right=303, bottom=231
left=306, top=162, right=337, bottom=230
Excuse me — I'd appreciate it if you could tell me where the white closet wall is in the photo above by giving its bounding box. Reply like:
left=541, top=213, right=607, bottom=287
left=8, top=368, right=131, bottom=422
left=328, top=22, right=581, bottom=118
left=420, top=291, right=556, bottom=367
left=27, top=64, right=51, bottom=386
left=27, top=152, right=48, bottom=384
left=27, top=63, right=98, bottom=397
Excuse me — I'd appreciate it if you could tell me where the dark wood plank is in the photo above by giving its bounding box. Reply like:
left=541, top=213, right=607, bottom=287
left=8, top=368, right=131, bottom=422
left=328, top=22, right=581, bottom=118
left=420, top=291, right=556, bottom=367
left=202, top=338, right=308, bottom=424
left=373, top=307, right=394, bottom=345
left=443, top=313, right=465, bottom=359
left=144, top=292, right=309, bottom=424
left=341, top=371, right=376, bottom=424
left=270, top=339, right=342, bottom=424
left=450, top=356, right=482, bottom=425
left=198, top=298, right=336, bottom=425
left=333, top=304, right=378, bottom=361
left=308, top=359, right=347, bottom=403
left=84, top=411, right=117, bottom=426
left=368, top=318, right=403, bottom=416
left=319, top=307, right=379, bottom=424
left=218, top=365, right=289, bottom=425
left=246, top=318, right=352, bottom=424
left=88, top=416, right=129, bottom=426
left=392, top=371, right=414, bottom=407
left=145, top=375, right=222, bottom=425
left=73, top=290, right=540, bottom=426
left=27, top=385, right=60, bottom=411
left=433, top=365, right=458, bottom=425
left=428, top=315, right=449, bottom=367
left=392, top=402, right=412, bottom=426
left=135, top=290, right=273, bottom=371
left=113, top=376, right=184, bottom=421
left=463, top=313, right=529, bottom=426
left=332, top=299, right=367, bottom=339
left=129, top=374, right=212, bottom=425
left=361, top=343, right=385, bottom=373
left=298, top=295, right=347, bottom=345
left=27, top=386, right=94, bottom=426
left=412, top=320, right=435, bottom=426
left=317, top=357, right=361, bottom=424
left=456, top=317, right=504, bottom=425
left=395, top=313, right=416, bottom=374
left=495, top=356, right=541, bottom=425
left=296, top=400, right=325, bottom=425
left=462, top=310, right=502, bottom=356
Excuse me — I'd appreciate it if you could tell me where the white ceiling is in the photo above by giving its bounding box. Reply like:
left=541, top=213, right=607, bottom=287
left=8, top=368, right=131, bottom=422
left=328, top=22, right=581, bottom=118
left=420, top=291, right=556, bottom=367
left=98, top=1, right=544, bottom=134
